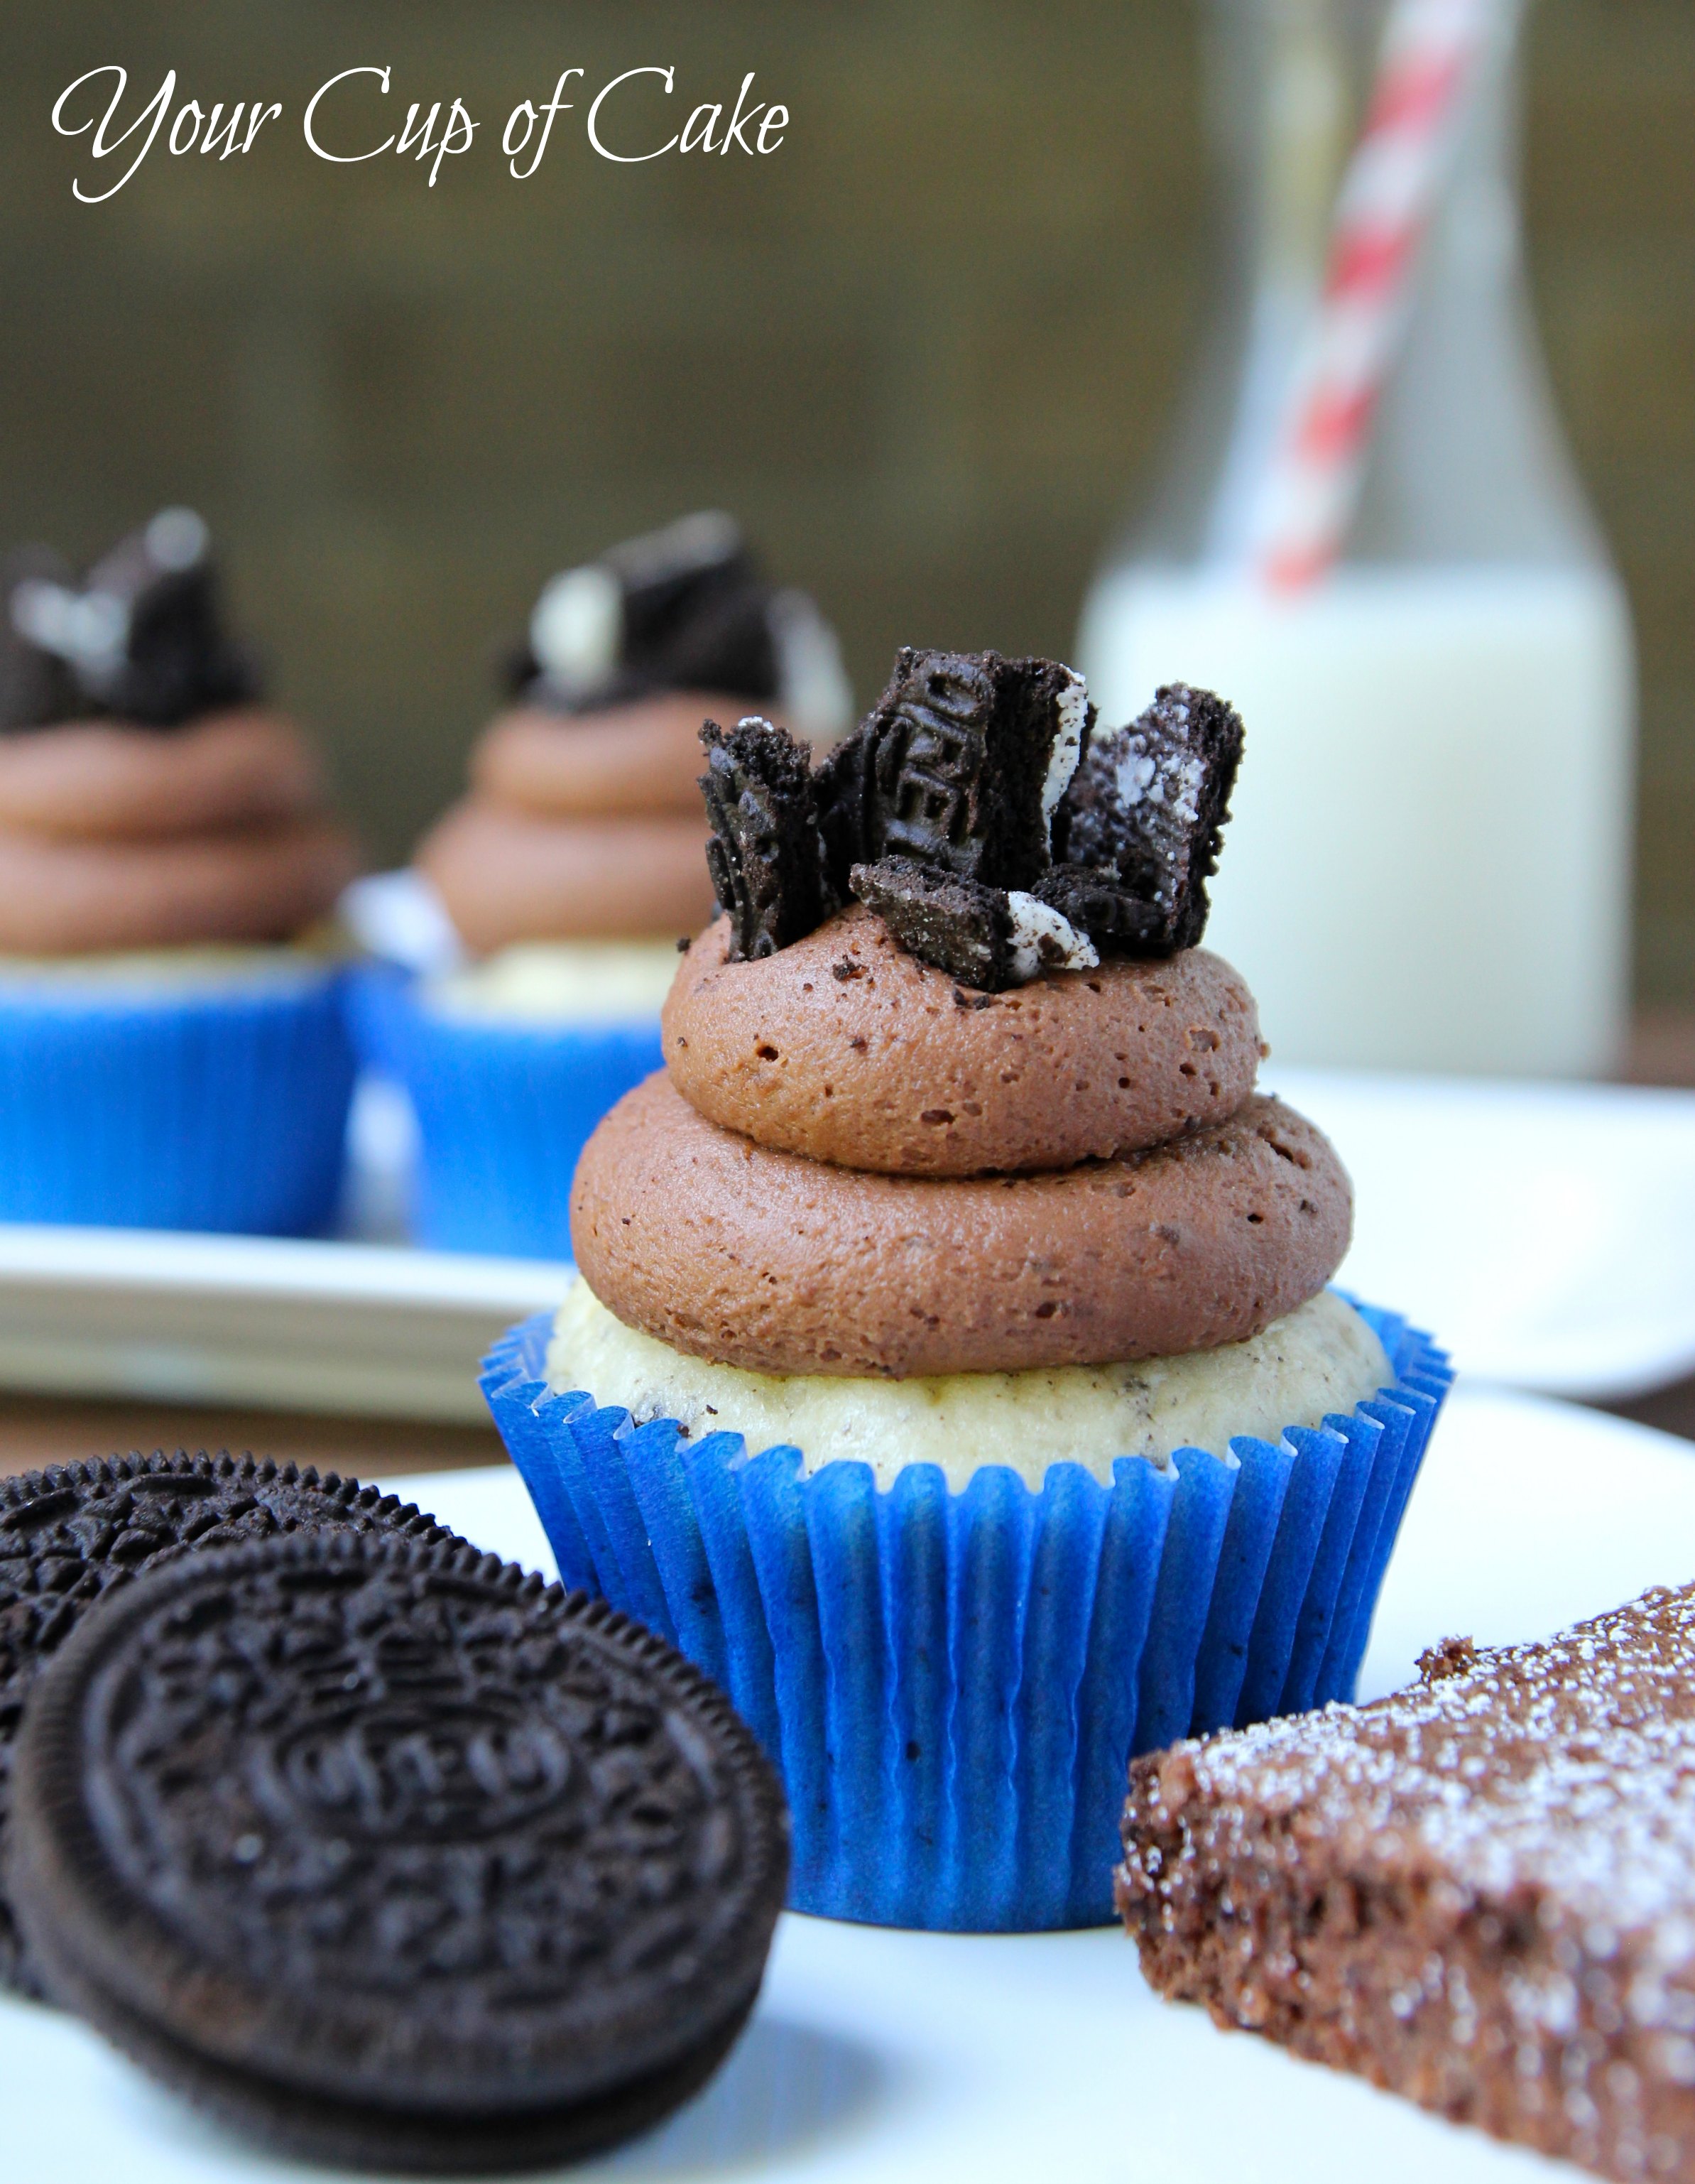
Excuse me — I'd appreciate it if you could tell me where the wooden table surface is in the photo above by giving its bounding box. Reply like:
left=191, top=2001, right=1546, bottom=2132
left=2, top=1013, right=1691, bottom=1487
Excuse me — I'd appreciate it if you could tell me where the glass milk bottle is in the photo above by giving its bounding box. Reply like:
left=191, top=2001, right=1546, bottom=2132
left=1078, top=0, right=1635, bottom=1077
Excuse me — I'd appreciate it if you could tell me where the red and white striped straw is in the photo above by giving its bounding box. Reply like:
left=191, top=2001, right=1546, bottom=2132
left=1250, top=0, right=1500, bottom=592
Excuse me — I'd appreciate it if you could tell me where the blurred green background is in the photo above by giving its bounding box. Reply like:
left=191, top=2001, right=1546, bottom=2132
left=1, top=2, right=1691, bottom=1003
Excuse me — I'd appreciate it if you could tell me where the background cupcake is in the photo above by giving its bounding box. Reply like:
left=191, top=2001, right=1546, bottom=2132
left=352, top=511, right=853, bottom=1259
left=484, top=653, right=1451, bottom=1930
left=0, top=510, right=359, bottom=1234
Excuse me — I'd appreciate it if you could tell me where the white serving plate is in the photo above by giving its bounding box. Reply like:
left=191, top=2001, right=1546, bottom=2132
left=0, top=1221, right=568, bottom=1425
left=4, top=1384, right=1693, bottom=2183
left=1272, top=1067, right=1695, bottom=1401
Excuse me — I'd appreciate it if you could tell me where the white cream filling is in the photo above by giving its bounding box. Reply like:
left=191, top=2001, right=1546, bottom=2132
left=528, top=565, right=622, bottom=697
left=546, top=1282, right=1389, bottom=1492
left=1005, top=892, right=1098, bottom=979
left=425, top=939, right=681, bottom=1025
left=1042, top=667, right=1089, bottom=824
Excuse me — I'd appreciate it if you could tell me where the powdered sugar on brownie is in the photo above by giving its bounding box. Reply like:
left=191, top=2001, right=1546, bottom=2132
left=1119, top=1582, right=1695, bottom=2182
left=1143, top=1587, right=1695, bottom=1950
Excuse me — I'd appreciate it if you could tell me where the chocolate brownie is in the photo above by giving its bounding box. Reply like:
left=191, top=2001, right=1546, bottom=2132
left=0, top=1452, right=457, bottom=1999
left=1118, top=1582, right=1695, bottom=2183
left=1056, top=683, right=1243, bottom=954
left=11, top=1533, right=788, bottom=2173
left=699, top=715, right=832, bottom=960
left=817, top=646, right=1089, bottom=898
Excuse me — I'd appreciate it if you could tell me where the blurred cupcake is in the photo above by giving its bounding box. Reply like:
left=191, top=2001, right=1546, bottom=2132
left=0, top=510, right=358, bottom=1234
left=356, top=513, right=852, bottom=1257
left=483, top=652, right=1451, bottom=1930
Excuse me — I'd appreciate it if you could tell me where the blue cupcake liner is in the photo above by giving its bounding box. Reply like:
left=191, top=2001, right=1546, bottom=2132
left=0, top=965, right=354, bottom=1235
left=481, top=1296, right=1451, bottom=1932
left=347, top=964, right=662, bottom=1259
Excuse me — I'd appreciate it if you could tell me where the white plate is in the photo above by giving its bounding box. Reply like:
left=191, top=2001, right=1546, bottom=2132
left=0, top=1222, right=567, bottom=1425
left=1270, top=1067, right=1695, bottom=1399
left=4, top=1384, right=1694, bottom=2183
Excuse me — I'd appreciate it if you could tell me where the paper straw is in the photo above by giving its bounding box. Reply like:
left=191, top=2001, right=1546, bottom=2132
left=1250, top=0, right=1500, bottom=592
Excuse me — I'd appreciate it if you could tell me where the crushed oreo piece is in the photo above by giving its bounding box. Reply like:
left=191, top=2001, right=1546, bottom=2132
left=817, top=648, right=1091, bottom=898
left=1034, top=862, right=1172, bottom=954
left=1054, top=683, right=1243, bottom=953
left=2, top=509, right=258, bottom=732
left=849, top=856, right=1096, bottom=994
left=832, top=957, right=866, bottom=982
left=513, top=511, right=852, bottom=741
left=702, top=717, right=833, bottom=961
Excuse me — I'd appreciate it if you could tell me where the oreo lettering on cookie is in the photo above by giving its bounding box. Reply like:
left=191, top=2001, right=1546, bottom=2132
left=702, top=715, right=833, bottom=960
left=849, top=854, right=1096, bottom=994
left=817, top=647, right=1091, bottom=898
left=1054, top=682, right=1243, bottom=955
left=11, top=1533, right=788, bottom=2173
left=0, top=1452, right=459, bottom=2000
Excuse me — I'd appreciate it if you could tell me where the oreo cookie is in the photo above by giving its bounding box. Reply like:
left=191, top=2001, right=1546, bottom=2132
left=11, top=1533, right=788, bottom=2173
left=1053, top=682, right=1243, bottom=955
left=817, top=647, right=1091, bottom=898
left=702, top=715, right=834, bottom=960
left=2, top=508, right=257, bottom=732
left=0, top=1452, right=457, bottom=1999
left=850, top=855, right=1097, bottom=994
left=1033, top=862, right=1172, bottom=954
left=513, top=511, right=853, bottom=743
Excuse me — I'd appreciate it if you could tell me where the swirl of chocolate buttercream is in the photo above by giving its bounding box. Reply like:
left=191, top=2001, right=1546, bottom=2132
left=0, top=711, right=354, bottom=954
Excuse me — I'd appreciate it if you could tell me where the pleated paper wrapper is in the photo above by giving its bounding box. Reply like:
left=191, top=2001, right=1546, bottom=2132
left=483, top=1299, right=1451, bottom=1930
left=347, top=965, right=661, bottom=1258
left=0, top=967, right=354, bottom=1234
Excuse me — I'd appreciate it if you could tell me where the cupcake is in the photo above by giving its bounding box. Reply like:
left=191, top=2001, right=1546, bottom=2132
left=357, top=511, right=853, bottom=1257
left=0, top=511, right=359, bottom=1233
left=481, top=650, right=1451, bottom=1928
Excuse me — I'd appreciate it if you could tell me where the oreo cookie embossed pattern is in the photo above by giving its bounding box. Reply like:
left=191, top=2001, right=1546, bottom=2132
left=699, top=647, right=1243, bottom=991
left=11, top=1536, right=789, bottom=2173
left=0, top=1454, right=458, bottom=1999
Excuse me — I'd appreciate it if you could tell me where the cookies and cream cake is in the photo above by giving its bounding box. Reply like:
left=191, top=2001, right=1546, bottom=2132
left=485, top=642, right=1446, bottom=1931
left=0, top=509, right=356, bottom=969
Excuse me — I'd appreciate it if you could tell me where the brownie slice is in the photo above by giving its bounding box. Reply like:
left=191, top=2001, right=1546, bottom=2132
left=1118, top=1584, right=1695, bottom=2183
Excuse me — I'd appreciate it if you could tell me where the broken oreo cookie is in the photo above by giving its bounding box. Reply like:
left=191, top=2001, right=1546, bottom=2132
left=702, top=715, right=834, bottom=960
left=12, top=1533, right=788, bottom=2173
left=0, top=1452, right=459, bottom=1999
left=514, top=510, right=852, bottom=742
left=850, top=854, right=1096, bottom=994
left=2, top=509, right=258, bottom=732
left=1054, top=682, right=1243, bottom=955
left=817, top=647, right=1090, bottom=898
